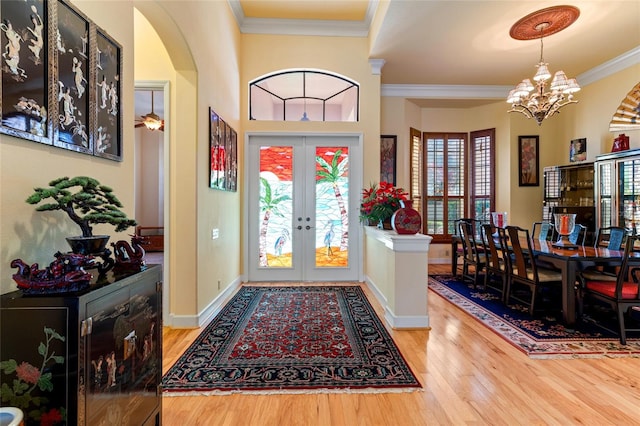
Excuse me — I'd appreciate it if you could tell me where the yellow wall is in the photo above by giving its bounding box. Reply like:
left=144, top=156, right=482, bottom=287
left=0, top=1, right=135, bottom=294
left=134, top=1, right=243, bottom=320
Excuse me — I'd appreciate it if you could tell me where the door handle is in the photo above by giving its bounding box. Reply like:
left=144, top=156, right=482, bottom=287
left=297, top=225, right=302, bottom=230
left=306, top=225, right=313, bottom=230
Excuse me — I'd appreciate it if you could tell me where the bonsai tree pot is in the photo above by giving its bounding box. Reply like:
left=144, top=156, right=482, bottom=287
left=66, top=235, right=110, bottom=255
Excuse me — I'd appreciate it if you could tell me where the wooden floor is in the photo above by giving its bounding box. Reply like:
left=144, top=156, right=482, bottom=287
left=162, top=265, right=640, bottom=425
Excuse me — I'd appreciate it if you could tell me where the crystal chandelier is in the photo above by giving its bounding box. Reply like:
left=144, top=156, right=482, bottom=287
left=507, top=7, right=581, bottom=125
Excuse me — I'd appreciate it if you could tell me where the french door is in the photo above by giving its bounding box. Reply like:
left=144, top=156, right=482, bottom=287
left=247, top=134, right=361, bottom=281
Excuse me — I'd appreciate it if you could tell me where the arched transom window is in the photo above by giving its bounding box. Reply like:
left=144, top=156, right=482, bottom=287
left=249, top=69, right=359, bottom=122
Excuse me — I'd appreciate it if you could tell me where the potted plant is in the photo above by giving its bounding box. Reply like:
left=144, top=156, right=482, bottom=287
left=359, top=181, right=408, bottom=229
left=26, top=176, right=137, bottom=254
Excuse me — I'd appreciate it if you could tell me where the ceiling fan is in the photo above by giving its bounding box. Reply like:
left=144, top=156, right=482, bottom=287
left=135, top=90, right=164, bottom=131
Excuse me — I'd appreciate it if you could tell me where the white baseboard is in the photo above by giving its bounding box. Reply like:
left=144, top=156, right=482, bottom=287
left=167, top=277, right=242, bottom=328
left=364, top=276, right=429, bottom=329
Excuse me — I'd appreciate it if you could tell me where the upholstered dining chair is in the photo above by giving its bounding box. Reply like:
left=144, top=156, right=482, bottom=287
left=569, top=223, right=588, bottom=246
left=460, top=220, right=487, bottom=288
left=481, top=224, right=510, bottom=302
left=506, top=226, right=563, bottom=316
left=594, top=226, right=627, bottom=250
left=532, top=221, right=554, bottom=241
left=578, top=235, right=640, bottom=344
left=577, top=226, right=629, bottom=291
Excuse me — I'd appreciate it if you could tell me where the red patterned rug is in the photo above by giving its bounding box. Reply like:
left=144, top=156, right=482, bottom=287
left=162, top=285, right=422, bottom=395
left=429, top=275, right=640, bottom=359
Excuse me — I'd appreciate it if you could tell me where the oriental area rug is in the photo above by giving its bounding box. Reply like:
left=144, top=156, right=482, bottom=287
left=162, top=285, right=422, bottom=395
left=429, top=275, right=640, bottom=359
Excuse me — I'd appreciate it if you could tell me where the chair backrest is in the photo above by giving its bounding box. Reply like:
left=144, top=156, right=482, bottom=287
left=506, top=225, right=537, bottom=282
left=613, top=235, right=640, bottom=298
left=481, top=224, right=501, bottom=270
left=532, top=221, right=554, bottom=241
left=455, top=218, right=481, bottom=238
left=594, top=226, right=627, bottom=250
left=460, top=220, right=481, bottom=262
left=569, top=223, right=587, bottom=245
left=483, top=223, right=511, bottom=272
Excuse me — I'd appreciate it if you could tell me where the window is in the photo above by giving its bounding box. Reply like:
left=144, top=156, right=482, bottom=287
left=416, top=130, right=495, bottom=242
left=470, top=129, right=495, bottom=224
left=249, top=69, right=359, bottom=122
left=422, top=132, right=466, bottom=241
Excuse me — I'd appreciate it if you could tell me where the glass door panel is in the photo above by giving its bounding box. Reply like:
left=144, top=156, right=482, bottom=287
left=618, top=158, right=640, bottom=233
left=248, top=135, right=360, bottom=282
left=314, top=146, right=349, bottom=268
left=596, top=161, right=613, bottom=228
left=258, top=146, right=293, bottom=268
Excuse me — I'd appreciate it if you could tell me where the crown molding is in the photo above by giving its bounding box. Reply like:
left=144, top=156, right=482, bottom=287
left=381, top=47, right=640, bottom=101
left=381, top=84, right=511, bottom=99
left=227, top=0, right=377, bottom=37
left=577, top=46, right=640, bottom=87
left=369, top=59, right=386, bottom=75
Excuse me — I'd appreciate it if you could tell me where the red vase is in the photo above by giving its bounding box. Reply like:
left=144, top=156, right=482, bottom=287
left=391, top=200, right=422, bottom=234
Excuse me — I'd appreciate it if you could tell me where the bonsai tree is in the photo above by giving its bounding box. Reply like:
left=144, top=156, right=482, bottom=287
left=26, top=176, right=137, bottom=237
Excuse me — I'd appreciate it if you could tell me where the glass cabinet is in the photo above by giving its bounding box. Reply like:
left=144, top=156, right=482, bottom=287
left=595, top=148, right=640, bottom=233
left=543, top=163, right=595, bottom=242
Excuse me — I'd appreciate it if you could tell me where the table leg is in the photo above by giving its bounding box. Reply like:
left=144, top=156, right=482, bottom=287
left=451, top=239, right=458, bottom=276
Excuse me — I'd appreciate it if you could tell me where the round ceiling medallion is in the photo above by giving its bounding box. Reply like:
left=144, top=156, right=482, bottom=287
left=510, top=5, right=580, bottom=40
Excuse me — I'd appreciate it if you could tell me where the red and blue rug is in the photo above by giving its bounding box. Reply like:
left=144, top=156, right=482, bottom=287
left=429, top=275, right=640, bottom=358
left=162, top=285, right=422, bottom=394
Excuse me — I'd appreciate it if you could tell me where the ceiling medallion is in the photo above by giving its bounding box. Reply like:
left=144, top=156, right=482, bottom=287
left=510, top=5, right=580, bottom=40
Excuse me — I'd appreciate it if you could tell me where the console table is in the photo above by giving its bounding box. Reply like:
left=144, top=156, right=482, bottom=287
left=364, top=227, right=432, bottom=329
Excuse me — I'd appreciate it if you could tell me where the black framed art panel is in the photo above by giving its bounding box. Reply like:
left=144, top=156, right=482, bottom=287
left=1, top=0, right=123, bottom=161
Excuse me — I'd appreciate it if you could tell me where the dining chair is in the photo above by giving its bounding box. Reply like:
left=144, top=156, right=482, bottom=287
left=481, top=223, right=510, bottom=302
left=569, top=223, right=587, bottom=245
left=453, top=218, right=483, bottom=278
left=578, top=226, right=629, bottom=292
left=532, top=221, right=554, bottom=241
left=506, top=225, right=563, bottom=316
left=578, top=235, right=640, bottom=345
left=594, top=226, right=627, bottom=250
left=460, top=220, right=487, bottom=288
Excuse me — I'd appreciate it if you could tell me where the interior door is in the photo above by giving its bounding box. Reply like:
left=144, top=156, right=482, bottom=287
left=247, top=134, right=361, bottom=281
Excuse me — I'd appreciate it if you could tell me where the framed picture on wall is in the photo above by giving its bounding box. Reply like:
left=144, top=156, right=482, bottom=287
left=0, top=0, right=51, bottom=145
left=570, top=138, right=587, bottom=162
left=518, top=135, right=539, bottom=186
left=54, top=0, right=91, bottom=154
left=209, top=108, right=221, bottom=189
left=380, top=135, right=396, bottom=185
left=94, top=27, right=122, bottom=161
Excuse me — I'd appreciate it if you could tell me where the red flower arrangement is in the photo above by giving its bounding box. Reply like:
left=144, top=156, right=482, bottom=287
left=360, top=181, right=408, bottom=225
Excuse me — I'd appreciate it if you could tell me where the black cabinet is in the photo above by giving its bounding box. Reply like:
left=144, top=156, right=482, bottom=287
left=543, top=163, right=595, bottom=243
left=1, top=265, right=162, bottom=426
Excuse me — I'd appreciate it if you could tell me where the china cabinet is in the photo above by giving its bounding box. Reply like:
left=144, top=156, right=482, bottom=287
left=594, top=148, right=640, bottom=233
left=542, top=163, right=595, bottom=242
left=0, top=265, right=162, bottom=426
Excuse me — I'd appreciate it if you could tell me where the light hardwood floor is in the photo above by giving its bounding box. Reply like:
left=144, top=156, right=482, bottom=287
left=162, top=265, right=640, bottom=425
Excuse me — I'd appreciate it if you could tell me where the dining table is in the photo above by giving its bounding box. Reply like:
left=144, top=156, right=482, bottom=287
left=529, top=239, right=625, bottom=327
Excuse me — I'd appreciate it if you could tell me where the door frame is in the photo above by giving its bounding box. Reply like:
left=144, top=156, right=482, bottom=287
left=134, top=80, right=171, bottom=325
left=243, top=132, right=364, bottom=282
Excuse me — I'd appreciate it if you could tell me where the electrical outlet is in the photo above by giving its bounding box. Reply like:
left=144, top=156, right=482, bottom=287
left=211, top=228, right=219, bottom=239
left=445, top=249, right=450, bottom=256
left=217, top=280, right=221, bottom=290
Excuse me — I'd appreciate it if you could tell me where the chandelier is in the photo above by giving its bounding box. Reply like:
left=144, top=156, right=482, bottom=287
left=507, top=6, right=581, bottom=125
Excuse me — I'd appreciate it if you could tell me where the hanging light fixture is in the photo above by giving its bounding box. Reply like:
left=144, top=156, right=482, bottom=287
left=507, top=6, right=581, bottom=125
